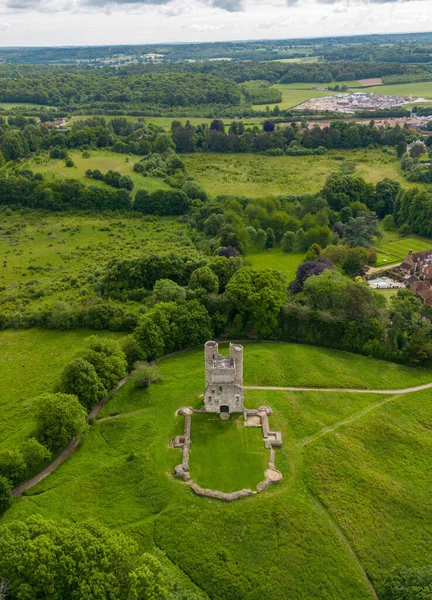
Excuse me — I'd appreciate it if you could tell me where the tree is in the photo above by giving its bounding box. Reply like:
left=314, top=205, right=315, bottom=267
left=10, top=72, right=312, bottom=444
left=263, top=120, right=275, bottom=132
left=60, top=358, right=105, bottom=410
left=304, top=243, right=322, bottom=261
left=399, top=223, right=412, bottom=237
left=79, top=337, right=128, bottom=392
left=382, top=565, right=432, bottom=600
left=0, top=476, right=12, bottom=515
left=382, top=214, right=395, bottom=230
left=210, top=119, right=225, bottom=132
left=36, top=393, right=88, bottom=452
left=133, top=315, right=165, bottom=361
left=20, top=438, right=51, bottom=477
left=0, top=516, right=168, bottom=600
left=281, top=231, right=296, bottom=253
left=0, top=449, right=26, bottom=486
left=290, top=257, right=333, bottom=294
left=189, top=266, right=219, bottom=294
left=181, top=180, right=208, bottom=201
left=151, top=279, right=186, bottom=304
left=227, top=267, right=287, bottom=337
left=343, top=212, right=382, bottom=247
left=375, top=179, right=401, bottom=219
left=265, top=228, right=275, bottom=249
left=409, top=142, right=426, bottom=159
left=118, top=175, right=134, bottom=191
left=121, top=335, right=145, bottom=371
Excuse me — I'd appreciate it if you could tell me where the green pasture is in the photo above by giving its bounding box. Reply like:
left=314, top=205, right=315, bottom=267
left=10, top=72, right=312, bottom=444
left=372, top=80, right=432, bottom=100
left=184, top=148, right=407, bottom=197
left=189, top=412, right=268, bottom=492
left=374, top=236, right=432, bottom=266
left=3, top=341, right=432, bottom=598
left=25, top=150, right=171, bottom=194
left=0, top=328, right=125, bottom=452
left=246, top=248, right=303, bottom=281
left=253, top=84, right=338, bottom=110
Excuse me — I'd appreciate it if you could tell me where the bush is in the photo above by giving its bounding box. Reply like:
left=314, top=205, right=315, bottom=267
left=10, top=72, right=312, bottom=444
left=131, top=363, right=158, bottom=389
left=36, top=392, right=88, bottom=452
left=0, top=476, right=12, bottom=514
left=65, top=159, right=74, bottom=168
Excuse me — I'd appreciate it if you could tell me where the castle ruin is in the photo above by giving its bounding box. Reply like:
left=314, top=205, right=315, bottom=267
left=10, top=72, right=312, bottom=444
left=204, top=341, right=244, bottom=419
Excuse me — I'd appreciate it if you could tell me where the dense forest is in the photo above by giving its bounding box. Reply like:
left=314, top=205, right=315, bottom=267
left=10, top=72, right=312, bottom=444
left=0, top=31, right=431, bottom=64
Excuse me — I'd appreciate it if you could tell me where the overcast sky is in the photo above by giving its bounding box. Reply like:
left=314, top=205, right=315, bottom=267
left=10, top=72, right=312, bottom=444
left=0, top=0, right=430, bottom=47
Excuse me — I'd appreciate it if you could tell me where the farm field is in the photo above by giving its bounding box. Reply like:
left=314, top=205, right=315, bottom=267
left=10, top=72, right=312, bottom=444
left=374, top=80, right=432, bottom=100
left=374, top=236, right=432, bottom=266
left=0, top=328, right=125, bottom=452
left=3, top=341, right=432, bottom=599
left=184, top=148, right=407, bottom=197
left=246, top=248, right=303, bottom=281
left=24, top=150, right=171, bottom=194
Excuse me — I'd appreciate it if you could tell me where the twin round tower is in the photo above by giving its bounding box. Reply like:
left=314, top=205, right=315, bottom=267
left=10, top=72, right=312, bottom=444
left=203, top=341, right=244, bottom=419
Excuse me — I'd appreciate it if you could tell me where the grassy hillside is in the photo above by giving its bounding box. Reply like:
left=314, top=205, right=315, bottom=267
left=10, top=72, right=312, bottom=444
left=3, top=341, right=432, bottom=598
left=246, top=248, right=303, bottom=281
left=184, top=148, right=407, bottom=197
left=0, top=328, right=125, bottom=451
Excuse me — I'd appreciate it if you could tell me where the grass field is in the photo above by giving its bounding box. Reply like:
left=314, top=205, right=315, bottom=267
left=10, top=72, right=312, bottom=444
left=246, top=248, right=303, bottom=281
left=0, top=211, right=192, bottom=322
left=371, top=80, right=432, bottom=100
left=2, top=341, right=432, bottom=599
left=189, top=412, right=268, bottom=491
left=184, top=148, right=407, bottom=197
left=0, top=328, right=125, bottom=452
left=69, top=115, right=264, bottom=129
left=25, top=150, right=171, bottom=194
left=374, top=236, right=432, bottom=266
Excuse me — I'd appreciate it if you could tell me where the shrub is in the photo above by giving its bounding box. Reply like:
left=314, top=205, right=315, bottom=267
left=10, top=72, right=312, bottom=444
left=132, top=363, right=158, bottom=389
left=65, top=159, right=74, bottom=168
left=0, top=476, right=12, bottom=514
left=399, top=223, right=412, bottom=237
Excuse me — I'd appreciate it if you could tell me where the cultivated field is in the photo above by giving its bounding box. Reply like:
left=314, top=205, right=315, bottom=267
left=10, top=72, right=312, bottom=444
left=184, top=148, right=407, bottom=197
left=25, top=150, right=171, bottom=194
left=69, top=115, right=264, bottom=129
left=2, top=341, right=432, bottom=599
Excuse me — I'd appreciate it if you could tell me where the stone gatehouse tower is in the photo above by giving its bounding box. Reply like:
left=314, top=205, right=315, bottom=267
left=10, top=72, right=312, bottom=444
left=204, top=341, right=244, bottom=419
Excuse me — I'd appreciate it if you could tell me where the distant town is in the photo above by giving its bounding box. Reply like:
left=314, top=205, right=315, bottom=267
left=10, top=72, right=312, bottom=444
left=295, top=91, right=419, bottom=114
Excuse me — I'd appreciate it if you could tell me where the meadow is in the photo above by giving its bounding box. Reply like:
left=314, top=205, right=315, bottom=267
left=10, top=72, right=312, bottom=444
left=2, top=341, right=432, bottom=599
left=25, top=149, right=171, bottom=194
left=68, top=115, right=264, bottom=130
left=184, top=148, right=407, bottom=197
left=373, top=236, right=432, bottom=266
left=0, top=328, right=125, bottom=452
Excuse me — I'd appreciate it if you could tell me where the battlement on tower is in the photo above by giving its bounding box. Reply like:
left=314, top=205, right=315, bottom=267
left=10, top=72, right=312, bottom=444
left=203, top=341, right=244, bottom=419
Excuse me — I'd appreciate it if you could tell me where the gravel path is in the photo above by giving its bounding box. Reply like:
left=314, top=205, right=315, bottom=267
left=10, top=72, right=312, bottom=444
left=245, top=382, right=432, bottom=394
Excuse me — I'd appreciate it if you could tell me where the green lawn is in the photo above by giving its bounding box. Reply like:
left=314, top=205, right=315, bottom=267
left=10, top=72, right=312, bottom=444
left=374, top=236, right=432, bottom=266
left=25, top=150, right=172, bottom=194
left=3, top=341, right=432, bottom=598
left=0, top=328, right=125, bottom=451
left=188, top=413, right=268, bottom=492
left=246, top=248, right=302, bottom=281
left=253, top=83, right=339, bottom=110
left=184, top=148, right=408, bottom=197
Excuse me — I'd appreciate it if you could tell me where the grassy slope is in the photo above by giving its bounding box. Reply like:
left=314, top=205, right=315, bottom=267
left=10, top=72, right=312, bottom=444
left=3, top=341, right=432, bottom=598
left=26, top=150, right=171, bottom=194
left=183, top=148, right=407, bottom=197
left=0, top=328, right=125, bottom=451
